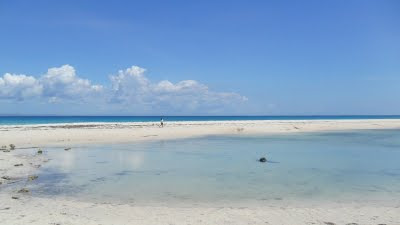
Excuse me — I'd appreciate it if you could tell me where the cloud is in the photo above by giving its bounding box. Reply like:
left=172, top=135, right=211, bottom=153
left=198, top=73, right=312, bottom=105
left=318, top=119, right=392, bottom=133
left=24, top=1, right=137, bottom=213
left=0, top=65, right=247, bottom=113
left=109, top=66, right=247, bottom=112
left=0, top=65, right=103, bottom=102
left=0, top=73, right=43, bottom=100
left=40, top=65, right=103, bottom=102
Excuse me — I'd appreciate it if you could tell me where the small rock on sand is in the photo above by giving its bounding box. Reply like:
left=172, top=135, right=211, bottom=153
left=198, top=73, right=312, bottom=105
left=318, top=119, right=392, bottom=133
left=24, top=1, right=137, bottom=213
left=17, top=188, right=30, bottom=193
left=11, top=196, right=19, bottom=200
left=64, top=147, right=71, bottom=151
left=14, top=163, right=23, bottom=167
left=259, top=157, right=267, bottom=163
left=1, top=176, right=11, bottom=180
left=28, top=175, right=39, bottom=181
left=37, top=149, right=43, bottom=154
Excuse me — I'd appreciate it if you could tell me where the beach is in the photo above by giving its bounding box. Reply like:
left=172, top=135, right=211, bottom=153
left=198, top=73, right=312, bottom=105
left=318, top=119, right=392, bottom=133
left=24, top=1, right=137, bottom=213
left=2, top=119, right=400, bottom=147
left=1, top=119, right=400, bottom=225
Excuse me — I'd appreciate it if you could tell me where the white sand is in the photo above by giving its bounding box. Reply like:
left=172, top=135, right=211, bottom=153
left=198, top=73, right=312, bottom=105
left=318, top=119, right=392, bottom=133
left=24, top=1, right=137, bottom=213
left=2, top=119, right=400, bottom=147
left=1, top=119, right=400, bottom=225
left=1, top=193, right=399, bottom=225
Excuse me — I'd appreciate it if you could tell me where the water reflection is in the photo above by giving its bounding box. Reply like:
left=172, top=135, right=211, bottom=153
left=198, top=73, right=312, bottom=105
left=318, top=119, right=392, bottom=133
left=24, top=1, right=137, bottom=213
left=32, top=129, right=400, bottom=206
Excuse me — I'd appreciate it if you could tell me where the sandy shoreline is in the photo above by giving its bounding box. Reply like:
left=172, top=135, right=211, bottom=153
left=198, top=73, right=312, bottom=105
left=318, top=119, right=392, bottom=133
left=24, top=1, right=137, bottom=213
left=2, top=119, right=400, bottom=147
left=1, top=119, right=400, bottom=224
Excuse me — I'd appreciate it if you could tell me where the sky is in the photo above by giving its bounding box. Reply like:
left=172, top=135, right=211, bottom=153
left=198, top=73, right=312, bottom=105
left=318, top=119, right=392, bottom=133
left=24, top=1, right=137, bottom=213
left=0, top=0, right=399, bottom=115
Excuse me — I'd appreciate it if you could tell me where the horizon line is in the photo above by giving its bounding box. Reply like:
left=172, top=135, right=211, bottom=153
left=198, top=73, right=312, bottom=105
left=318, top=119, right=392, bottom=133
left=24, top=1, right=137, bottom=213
left=1, top=114, right=400, bottom=117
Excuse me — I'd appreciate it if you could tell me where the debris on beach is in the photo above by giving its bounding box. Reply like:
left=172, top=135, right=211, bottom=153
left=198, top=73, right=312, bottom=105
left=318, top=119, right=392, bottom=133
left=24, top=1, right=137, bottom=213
left=1, top=145, right=10, bottom=152
left=237, top=127, right=244, bottom=132
left=1, top=176, right=12, bottom=180
left=259, top=157, right=267, bottom=163
left=64, top=147, right=71, bottom=151
left=14, top=163, right=23, bottom=167
left=28, top=175, right=38, bottom=181
left=17, top=188, right=29, bottom=193
left=9, top=144, right=15, bottom=150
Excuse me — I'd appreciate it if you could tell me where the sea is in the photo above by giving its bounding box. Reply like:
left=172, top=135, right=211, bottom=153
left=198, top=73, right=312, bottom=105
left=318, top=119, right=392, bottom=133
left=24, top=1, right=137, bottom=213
left=1, top=115, right=400, bottom=125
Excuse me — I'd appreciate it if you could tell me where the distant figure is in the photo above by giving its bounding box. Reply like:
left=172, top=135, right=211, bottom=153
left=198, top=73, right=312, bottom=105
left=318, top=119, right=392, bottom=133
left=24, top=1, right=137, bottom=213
left=160, top=117, right=164, bottom=128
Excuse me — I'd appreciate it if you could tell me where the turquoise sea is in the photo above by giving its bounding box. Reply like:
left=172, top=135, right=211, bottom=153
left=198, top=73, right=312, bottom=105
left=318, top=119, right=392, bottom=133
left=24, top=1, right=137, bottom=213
left=1, top=115, right=400, bottom=125
left=20, top=129, right=400, bottom=207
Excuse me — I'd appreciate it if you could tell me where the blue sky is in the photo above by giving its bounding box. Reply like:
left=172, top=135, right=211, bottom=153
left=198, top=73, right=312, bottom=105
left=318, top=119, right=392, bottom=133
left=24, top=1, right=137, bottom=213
left=0, top=0, right=399, bottom=115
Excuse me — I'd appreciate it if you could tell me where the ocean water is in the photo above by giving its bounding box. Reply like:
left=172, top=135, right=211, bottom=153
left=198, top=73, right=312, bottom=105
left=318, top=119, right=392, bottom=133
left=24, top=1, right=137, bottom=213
left=26, top=129, right=400, bottom=206
left=1, top=115, right=400, bottom=125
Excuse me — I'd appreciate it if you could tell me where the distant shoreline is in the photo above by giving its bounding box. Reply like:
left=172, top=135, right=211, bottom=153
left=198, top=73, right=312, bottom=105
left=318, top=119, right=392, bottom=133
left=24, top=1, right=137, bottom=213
left=1, top=119, right=400, bottom=147
left=1, top=115, right=400, bottom=126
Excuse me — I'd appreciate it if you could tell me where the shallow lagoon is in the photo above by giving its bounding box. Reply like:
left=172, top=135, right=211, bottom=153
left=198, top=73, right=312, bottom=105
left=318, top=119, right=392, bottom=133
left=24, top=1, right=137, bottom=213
left=30, top=130, right=400, bottom=206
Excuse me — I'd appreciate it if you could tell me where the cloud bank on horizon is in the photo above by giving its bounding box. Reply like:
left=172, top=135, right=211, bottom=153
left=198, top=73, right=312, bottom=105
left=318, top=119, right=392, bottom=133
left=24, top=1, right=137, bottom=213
left=0, top=65, right=247, bottom=114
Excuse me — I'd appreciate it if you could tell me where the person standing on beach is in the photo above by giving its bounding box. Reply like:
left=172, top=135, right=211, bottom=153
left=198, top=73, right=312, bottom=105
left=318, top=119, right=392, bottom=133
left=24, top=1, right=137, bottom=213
left=160, top=117, right=164, bottom=128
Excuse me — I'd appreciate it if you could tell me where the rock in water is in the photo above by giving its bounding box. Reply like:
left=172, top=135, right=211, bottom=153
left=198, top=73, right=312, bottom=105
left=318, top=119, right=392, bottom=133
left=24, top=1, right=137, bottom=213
left=9, top=144, right=15, bottom=150
left=64, top=147, right=71, bottom=151
left=259, top=157, right=267, bottom=163
left=37, top=149, right=43, bottom=154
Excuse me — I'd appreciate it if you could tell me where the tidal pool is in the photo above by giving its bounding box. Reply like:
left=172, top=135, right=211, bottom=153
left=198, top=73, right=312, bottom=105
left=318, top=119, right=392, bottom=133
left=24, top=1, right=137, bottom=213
left=29, top=130, right=400, bottom=206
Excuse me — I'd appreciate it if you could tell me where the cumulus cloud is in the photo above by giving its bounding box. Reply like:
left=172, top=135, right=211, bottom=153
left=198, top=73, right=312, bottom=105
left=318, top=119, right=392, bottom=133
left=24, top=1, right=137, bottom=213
left=0, top=65, right=247, bottom=113
left=0, top=73, right=43, bottom=100
left=109, top=66, right=247, bottom=111
left=40, top=65, right=103, bottom=102
left=0, top=65, right=103, bottom=102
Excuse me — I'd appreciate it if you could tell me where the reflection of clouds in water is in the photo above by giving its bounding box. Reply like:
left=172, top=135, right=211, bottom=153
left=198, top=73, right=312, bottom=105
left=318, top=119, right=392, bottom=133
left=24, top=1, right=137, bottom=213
left=59, top=151, right=76, bottom=172
left=117, top=151, right=145, bottom=169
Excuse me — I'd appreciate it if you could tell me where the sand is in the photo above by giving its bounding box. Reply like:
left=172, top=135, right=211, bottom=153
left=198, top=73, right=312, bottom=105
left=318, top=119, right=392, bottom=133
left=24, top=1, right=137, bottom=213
left=2, top=119, right=400, bottom=147
left=1, top=119, right=400, bottom=225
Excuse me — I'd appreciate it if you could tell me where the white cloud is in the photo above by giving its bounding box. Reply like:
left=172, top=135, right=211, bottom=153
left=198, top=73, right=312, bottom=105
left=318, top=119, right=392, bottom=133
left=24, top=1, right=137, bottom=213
left=40, top=65, right=103, bottom=101
left=0, top=73, right=43, bottom=100
left=0, top=65, right=247, bottom=113
left=0, top=65, right=103, bottom=102
left=109, top=66, right=150, bottom=104
left=109, top=66, right=247, bottom=112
